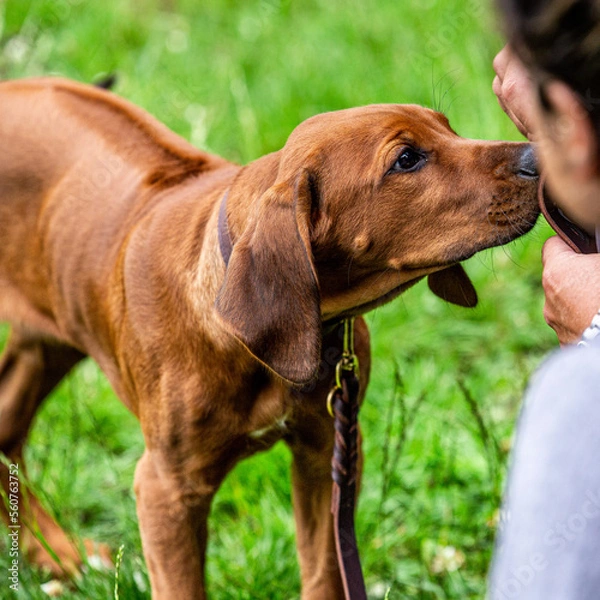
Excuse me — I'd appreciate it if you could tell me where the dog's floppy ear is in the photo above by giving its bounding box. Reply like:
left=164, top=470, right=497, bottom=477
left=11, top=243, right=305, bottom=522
left=215, top=169, right=321, bottom=385
left=427, top=264, right=478, bottom=308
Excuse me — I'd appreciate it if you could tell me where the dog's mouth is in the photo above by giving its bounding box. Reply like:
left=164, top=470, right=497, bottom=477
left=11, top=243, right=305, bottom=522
left=325, top=191, right=541, bottom=321
left=402, top=260, right=453, bottom=272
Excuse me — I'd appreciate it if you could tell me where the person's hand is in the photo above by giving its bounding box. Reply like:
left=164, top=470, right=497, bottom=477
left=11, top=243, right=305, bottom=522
left=493, top=45, right=538, bottom=140
left=542, top=236, right=600, bottom=345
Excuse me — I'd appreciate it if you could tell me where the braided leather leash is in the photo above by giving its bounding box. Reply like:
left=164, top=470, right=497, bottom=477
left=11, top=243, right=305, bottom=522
left=327, top=318, right=367, bottom=600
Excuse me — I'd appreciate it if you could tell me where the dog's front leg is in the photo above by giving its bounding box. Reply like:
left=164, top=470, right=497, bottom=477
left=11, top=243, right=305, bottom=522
left=287, top=318, right=371, bottom=600
left=134, top=450, right=214, bottom=600
left=288, top=422, right=346, bottom=600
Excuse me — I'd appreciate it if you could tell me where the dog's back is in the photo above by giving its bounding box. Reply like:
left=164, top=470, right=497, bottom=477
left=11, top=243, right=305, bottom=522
left=0, top=78, right=232, bottom=342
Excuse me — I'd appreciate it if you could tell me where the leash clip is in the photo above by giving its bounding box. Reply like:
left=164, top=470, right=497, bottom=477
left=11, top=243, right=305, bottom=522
left=327, top=318, right=359, bottom=417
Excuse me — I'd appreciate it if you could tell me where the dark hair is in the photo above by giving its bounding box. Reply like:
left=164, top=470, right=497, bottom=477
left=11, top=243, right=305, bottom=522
left=498, top=0, right=600, bottom=131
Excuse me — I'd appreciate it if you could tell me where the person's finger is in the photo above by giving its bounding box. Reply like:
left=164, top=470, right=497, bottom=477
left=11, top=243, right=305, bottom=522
left=542, top=235, right=575, bottom=267
left=493, top=75, right=506, bottom=110
left=493, top=45, right=511, bottom=81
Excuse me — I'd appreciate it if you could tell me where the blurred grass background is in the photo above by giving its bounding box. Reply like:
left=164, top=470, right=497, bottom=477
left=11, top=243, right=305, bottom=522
left=0, top=0, right=556, bottom=598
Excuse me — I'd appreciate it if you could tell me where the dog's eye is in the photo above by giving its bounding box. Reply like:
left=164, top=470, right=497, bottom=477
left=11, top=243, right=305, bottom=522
left=389, top=148, right=426, bottom=174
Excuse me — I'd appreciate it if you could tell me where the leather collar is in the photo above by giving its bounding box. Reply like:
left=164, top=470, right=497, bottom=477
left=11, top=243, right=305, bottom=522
left=218, top=191, right=233, bottom=265
left=539, top=177, right=598, bottom=254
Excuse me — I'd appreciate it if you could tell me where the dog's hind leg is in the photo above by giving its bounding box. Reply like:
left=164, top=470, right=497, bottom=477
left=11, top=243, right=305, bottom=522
left=0, top=329, right=86, bottom=576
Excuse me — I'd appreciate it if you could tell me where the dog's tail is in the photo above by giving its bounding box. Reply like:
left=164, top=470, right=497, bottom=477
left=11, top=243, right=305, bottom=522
left=93, top=73, right=117, bottom=90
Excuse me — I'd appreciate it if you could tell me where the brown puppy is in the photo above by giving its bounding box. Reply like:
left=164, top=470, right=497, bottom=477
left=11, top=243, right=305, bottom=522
left=0, top=78, right=539, bottom=599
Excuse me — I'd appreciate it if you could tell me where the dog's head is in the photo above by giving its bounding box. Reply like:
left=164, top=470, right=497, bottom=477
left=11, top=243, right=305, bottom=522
left=216, top=105, right=539, bottom=384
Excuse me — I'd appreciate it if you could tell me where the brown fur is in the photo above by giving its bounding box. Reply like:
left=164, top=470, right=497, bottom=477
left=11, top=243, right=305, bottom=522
left=0, top=78, right=539, bottom=599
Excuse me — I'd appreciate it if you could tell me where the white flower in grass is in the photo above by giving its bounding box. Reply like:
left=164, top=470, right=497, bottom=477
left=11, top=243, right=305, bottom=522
left=430, top=544, right=466, bottom=574
left=40, top=579, right=65, bottom=597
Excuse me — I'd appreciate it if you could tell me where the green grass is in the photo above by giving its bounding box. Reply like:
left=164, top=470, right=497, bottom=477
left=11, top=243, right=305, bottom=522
left=0, top=0, right=556, bottom=598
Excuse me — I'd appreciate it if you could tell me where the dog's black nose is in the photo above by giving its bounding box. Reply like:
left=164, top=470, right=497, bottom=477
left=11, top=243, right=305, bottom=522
left=517, top=145, right=539, bottom=179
